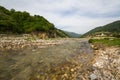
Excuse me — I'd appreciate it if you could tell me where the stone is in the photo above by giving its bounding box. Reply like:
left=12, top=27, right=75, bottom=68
left=70, top=69, right=74, bottom=72
left=90, top=73, right=97, bottom=80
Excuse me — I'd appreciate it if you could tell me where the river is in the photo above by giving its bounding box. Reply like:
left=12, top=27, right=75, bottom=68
left=0, top=38, right=94, bottom=80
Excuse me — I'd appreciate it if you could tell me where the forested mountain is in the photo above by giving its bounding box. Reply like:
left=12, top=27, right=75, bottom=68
left=82, top=20, right=120, bottom=37
left=64, top=31, right=81, bottom=38
left=0, top=6, right=68, bottom=38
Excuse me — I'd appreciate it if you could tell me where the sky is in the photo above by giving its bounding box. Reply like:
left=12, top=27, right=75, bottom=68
left=0, top=0, right=120, bottom=34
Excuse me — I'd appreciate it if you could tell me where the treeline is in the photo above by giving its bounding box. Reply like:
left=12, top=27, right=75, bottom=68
left=83, top=20, right=120, bottom=37
left=0, top=6, right=56, bottom=34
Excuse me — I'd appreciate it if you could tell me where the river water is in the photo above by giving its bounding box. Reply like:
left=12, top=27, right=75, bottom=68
left=0, top=38, right=94, bottom=80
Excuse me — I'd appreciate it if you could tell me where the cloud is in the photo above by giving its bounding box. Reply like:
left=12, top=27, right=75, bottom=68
left=0, top=0, right=120, bottom=33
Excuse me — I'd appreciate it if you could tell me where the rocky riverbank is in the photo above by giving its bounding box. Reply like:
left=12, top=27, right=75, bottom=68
left=0, top=35, right=66, bottom=51
left=91, top=46, right=120, bottom=80
left=0, top=36, right=119, bottom=80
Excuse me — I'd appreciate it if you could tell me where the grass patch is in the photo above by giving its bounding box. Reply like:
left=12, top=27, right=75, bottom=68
left=89, top=38, right=120, bottom=46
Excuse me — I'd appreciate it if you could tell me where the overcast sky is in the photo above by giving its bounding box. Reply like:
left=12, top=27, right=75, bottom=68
left=0, top=0, right=120, bottom=34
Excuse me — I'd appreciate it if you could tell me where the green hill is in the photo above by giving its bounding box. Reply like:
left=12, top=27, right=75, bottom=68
left=0, top=5, right=68, bottom=38
left=82, top=20, right=120, bottom=37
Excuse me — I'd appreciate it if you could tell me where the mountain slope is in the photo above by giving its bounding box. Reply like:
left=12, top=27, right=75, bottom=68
left=64, top=31, right=81, bottom=38
left=0, top=6, right=68, bottom=38
left=82, top=20, right=120, bottom=37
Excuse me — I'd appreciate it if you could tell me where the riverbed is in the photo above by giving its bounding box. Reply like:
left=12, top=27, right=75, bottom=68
left=0, top=38, right=94, bottom=80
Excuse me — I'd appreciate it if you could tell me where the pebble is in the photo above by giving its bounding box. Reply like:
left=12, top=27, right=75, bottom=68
left=90, top=73, right=97, bottom=80
left=71, top=69, right=74, bottom=72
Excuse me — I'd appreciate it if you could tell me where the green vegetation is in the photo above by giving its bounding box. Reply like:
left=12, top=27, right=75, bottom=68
left=56, top=29, right=69, bottom=37
left=0, top=6, right=55, bottom=33
left=64, top=31, right=81, bottom=38
left=0, top=6, right=68, bottom=37
left=89, top=38, right=120, bottom=46
left=83, top=20, right=120, bottom=37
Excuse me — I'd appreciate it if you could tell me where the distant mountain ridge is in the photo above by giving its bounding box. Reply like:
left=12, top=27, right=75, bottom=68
left=64, top=31, right=81, bottom=38
left=82, top=20, right=120, bottom=37
left=0, top=5, right=68, bottom=38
